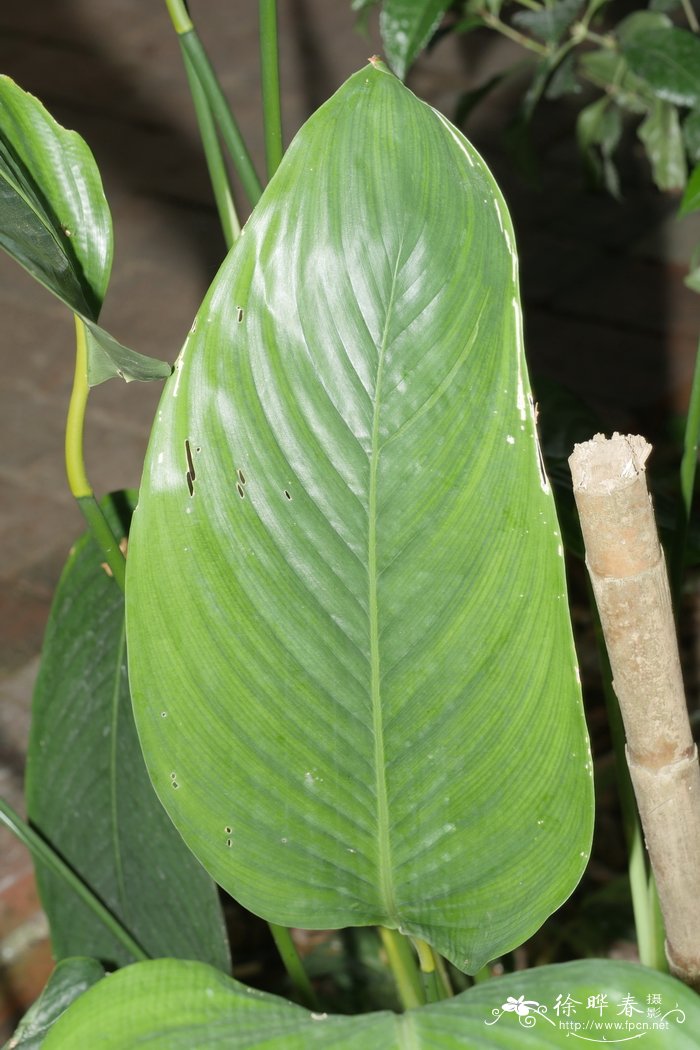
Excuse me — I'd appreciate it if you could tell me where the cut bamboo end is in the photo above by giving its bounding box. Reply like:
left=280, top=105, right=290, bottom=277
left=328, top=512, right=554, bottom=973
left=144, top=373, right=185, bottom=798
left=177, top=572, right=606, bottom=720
left=570, top=433, right=700, bottom=989
left=569, top=433, right=658, bottom=577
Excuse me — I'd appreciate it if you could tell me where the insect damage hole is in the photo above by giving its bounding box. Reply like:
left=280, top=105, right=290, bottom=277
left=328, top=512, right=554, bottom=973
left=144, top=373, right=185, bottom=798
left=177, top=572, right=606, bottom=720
left=283, top=490, right=292, bottom=500
left=236, top=306, right=244, bottom=324
left=236, top=482, right=245, bottom=499
left=237, top=469, right=246, bottom=486
left=185, top=439, right=197, bottom=496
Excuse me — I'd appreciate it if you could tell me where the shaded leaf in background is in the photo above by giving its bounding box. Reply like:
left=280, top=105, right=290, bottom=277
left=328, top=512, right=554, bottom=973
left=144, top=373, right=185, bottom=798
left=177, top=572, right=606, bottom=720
left=44, top=957, right=700, bottom=1048
left=576, top=96, right=622, bottom=197
left=3, top=958, right=104, bottom=1050
left=623, top=27, right=700, bottom=108
left=0, top=76, right=170, bottom=384
left=26, top=492, right=230, bottom=971
left=638, top=99, right=686, bottom=192
left=127, top=62, right=592, bottom=973
left=512, top=0, right=582, bottom=45
left=680, top=163, right=700, bottom=216
left=683, top=108, right=700, bottom=163
left=614, top=9, right=672, bottom=45
left=379, top=0, right=450, bottom=79
left=578, top=50, right=651, bottom=115
left=545, top=54, right=581, bottom=101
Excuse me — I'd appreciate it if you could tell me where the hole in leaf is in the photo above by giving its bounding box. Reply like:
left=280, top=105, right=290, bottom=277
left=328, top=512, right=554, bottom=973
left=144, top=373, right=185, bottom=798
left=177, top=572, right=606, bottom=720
left=237, top=469, right=246, bottom=486
left=284, top=490, right=292, bottom=500
left=237, top=483, right=245, bottom=499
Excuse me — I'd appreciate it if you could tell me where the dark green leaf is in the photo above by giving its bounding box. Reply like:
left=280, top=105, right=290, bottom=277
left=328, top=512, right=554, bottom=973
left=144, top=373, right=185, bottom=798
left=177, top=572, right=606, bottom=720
left=127, top=63, right=592, bottom=973
left=44, top=957, right=700, bottom=1048
left=680, top=163, right=700, bottom=215
left=578, top=51, right=651, bottom=114
left=4, top=958, right=104, bottom=1050
left=545, top=53, right=581, bottom=100
left=683, top=107, right=700, bottom=164
left=638, top=98, right=686, bottom=191
left=455, top=72, right=505, bottom=125
left=0, top=76, right=170, bottom=384
left=26, top=492, right=230, bottom=971
left=512, top=0, right=583, bottom=44
left=649, top=0, right=681, bottom=11
left=623, top=27, right=700, bottom=107
left=380, top=0, right=450, bottom=79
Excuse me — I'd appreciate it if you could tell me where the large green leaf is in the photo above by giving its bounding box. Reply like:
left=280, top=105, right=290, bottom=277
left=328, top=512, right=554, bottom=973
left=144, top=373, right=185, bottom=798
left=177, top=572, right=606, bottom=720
left=380, top=0, right=450, bottom=79
left=26, top=493, right=230, bottom=971
left=43, top=958, right=700, bottom=1048
left=0, top=76, right=170, bottom=383
left=126, top=62, right=592, bottom=972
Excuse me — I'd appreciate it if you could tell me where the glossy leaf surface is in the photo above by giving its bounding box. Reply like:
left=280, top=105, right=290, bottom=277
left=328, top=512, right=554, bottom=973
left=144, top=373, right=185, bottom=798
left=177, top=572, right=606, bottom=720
left=44, top=958, right=699, bottom=1048
left=380, top=0, right=449, bottom=79
left=126, top=63, right=592, bottom=971
left=623, top=28, right=700, bottom=107
left=26, top=493, right=230, bottom=971
left=0, top=76, right=170, bottom=383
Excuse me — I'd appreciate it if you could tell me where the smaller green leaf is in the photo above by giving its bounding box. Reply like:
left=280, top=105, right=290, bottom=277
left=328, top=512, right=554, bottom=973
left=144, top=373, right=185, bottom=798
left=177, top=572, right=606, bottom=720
left=615, top=10, right=672, bottom=45
left=26, top=492, right=230, bottom=972
left=649, top=0, right=681, bottom=11
left=578, top=50, right=651, bottom=114
left=0, top=76, right=170, bottom=384
left=683, top=107, right=700, bottom=163
left=576, top=96, right=622, bottom=196
left=685, top=244, right=700, bottom=294
left=680, top=163, right=700, bottom=215
left=4, top=958, right=104, bottom=1050
left=638, top=98, right=687, bottom=191
left=623, top=27, right=700, bottom=107
left=545, top=53, right=582, bottom=99
left=512, top=0, right=582, bottom=44
left=379, top=0, right=449, bottom=79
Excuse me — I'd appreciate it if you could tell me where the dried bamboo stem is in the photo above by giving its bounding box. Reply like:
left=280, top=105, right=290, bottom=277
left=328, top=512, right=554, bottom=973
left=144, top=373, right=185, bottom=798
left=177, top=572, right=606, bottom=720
left=569, top=433, right=700, bottom=989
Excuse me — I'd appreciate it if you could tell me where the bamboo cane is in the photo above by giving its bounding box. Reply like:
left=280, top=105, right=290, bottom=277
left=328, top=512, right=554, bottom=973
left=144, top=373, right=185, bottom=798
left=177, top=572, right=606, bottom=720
left=569, top=432, right=700, bottom=989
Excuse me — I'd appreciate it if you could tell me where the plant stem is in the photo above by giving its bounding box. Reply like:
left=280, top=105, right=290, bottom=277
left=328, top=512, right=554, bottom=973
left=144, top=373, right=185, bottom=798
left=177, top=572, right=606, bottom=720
left=268, top=923, right=319, bottom=1009
left=681, top=0, right=699, bottom=33
left=379, top=927, right=424, bottom=1010
left=671, top=335, right=700, bottom=609
left=163, top=0, right=263, bottom=208
left=259, top=0, right=284, bottom=179
left=0, top=797, right=148, bottom=962
left=182, top=45, right=240, bottom=249
left=479, top=11, right=549, bottom=56
left=66, top=317, right=126, bottom=591
left=412, top=937, right=451, bottom=1002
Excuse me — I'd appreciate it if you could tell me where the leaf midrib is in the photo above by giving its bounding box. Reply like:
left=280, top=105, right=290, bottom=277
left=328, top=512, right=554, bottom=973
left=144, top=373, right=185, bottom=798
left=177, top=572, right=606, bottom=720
left=369, top=243, right=403, bottom=925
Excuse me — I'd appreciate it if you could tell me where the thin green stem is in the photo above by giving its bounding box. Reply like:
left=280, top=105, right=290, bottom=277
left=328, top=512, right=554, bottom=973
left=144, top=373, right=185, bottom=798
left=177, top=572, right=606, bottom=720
left=268, top=923, right=319, bottom=1009
left=0, top=797, right=148, bottom=962
left=164, top=0, right=193, bottom=34
left=379, top=927, right=424, bottom=1010
left=648, top=871, right=668, bottom=973
left=412, top=937, right=451, bottom=1003
left=259, top=0, right=284, bottom=179
left=671, top=335, right=700, bottom=610
left=182, top=45, right=240, bottom=249
left=66, top=317, right=126, bottom=591
left=177, top=30, right=262, bottom=207
left=480, top=11, right=549, bottom=55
